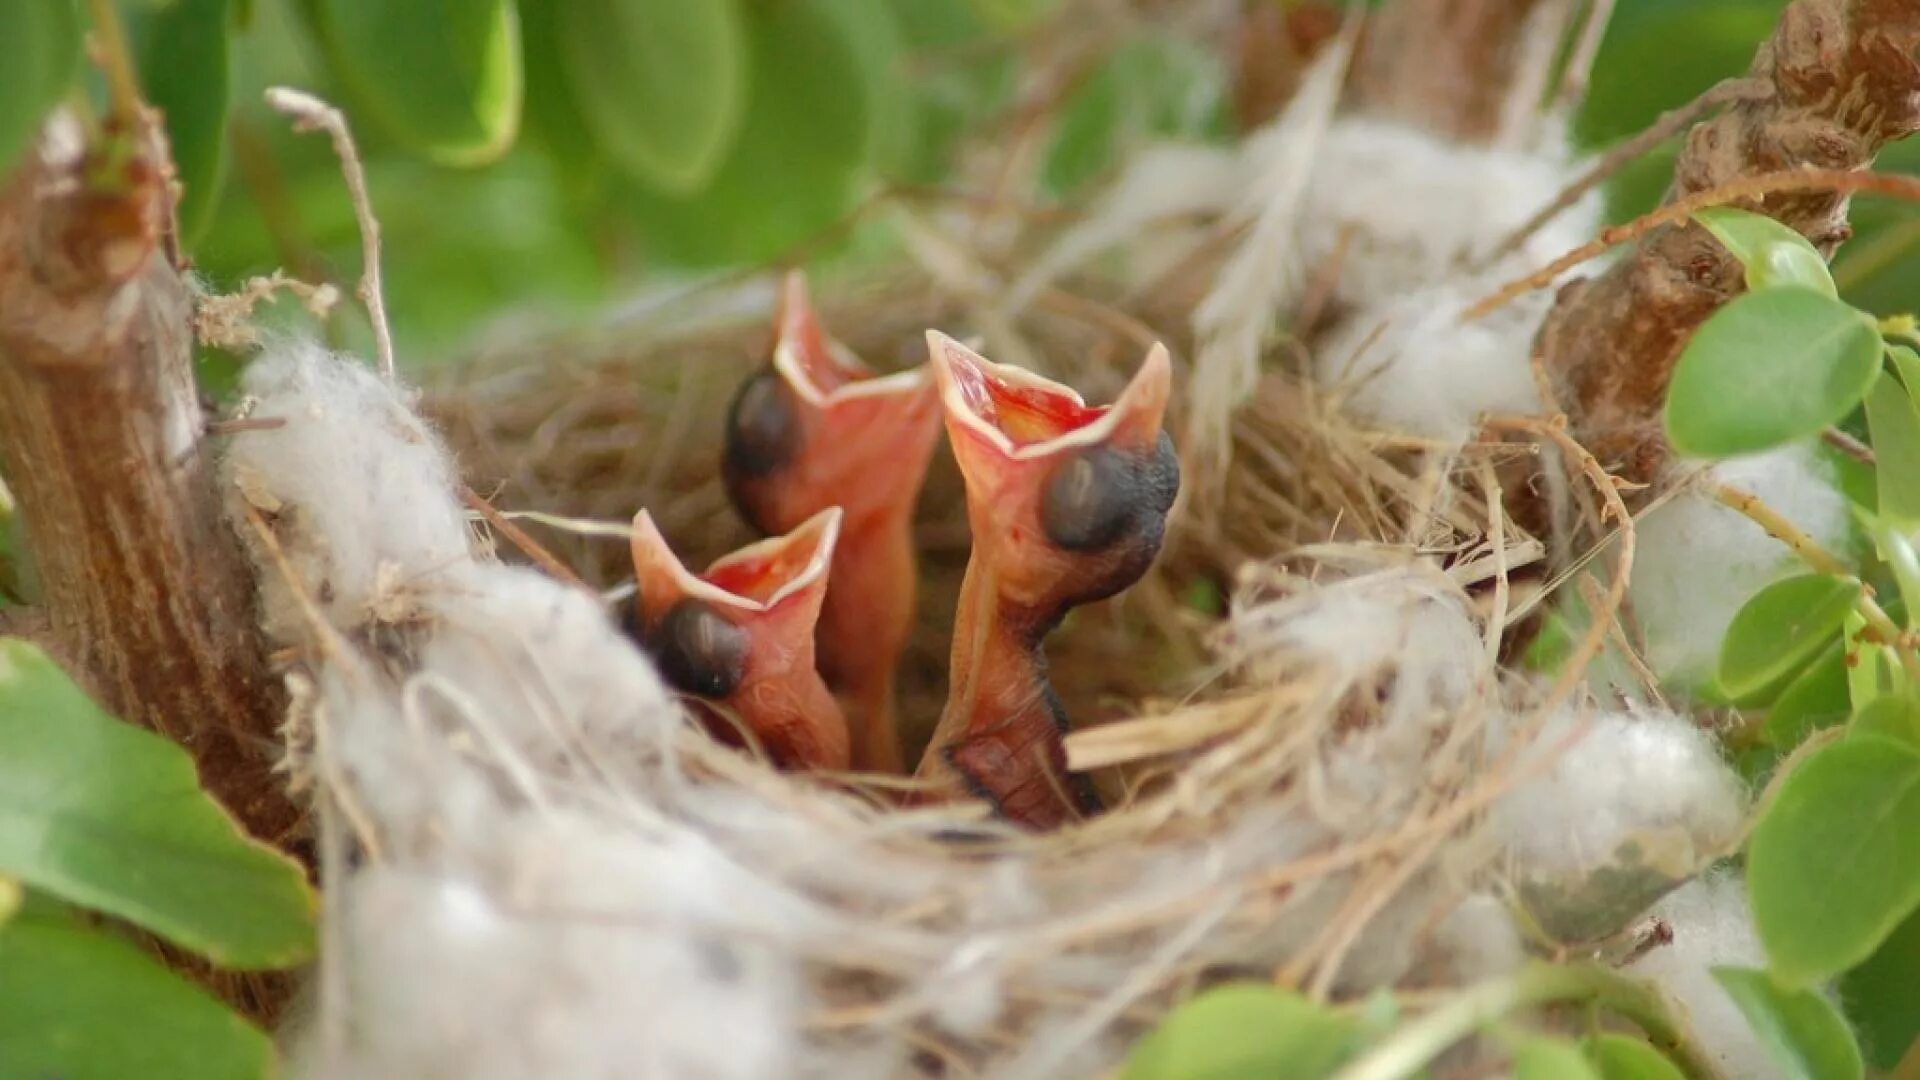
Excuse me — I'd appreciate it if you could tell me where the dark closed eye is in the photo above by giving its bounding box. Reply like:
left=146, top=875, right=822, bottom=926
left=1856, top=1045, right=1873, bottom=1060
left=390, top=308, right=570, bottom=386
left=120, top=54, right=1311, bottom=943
left=651, top=599, right=749, bottom=699
left=724, top=368, right=799, bottom=479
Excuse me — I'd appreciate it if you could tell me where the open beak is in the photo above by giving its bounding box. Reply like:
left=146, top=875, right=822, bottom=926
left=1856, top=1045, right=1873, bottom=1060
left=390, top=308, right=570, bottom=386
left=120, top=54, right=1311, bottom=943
left=721, top=271, right=943, bottom=773
left=916, top=332, right=1179, bottom=829
left=629, top=506, right=850, bottom=771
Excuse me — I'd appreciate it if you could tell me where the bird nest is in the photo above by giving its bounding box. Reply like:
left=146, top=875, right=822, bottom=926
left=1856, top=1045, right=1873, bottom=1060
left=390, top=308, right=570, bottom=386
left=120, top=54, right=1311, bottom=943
left=216, top=267, right=1626, bottom=1079
left=214, top=54, right=1734, bottom=1078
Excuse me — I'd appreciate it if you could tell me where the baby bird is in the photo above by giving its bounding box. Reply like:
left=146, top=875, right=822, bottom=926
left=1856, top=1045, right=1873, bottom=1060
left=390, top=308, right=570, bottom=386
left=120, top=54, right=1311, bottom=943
left=629, top=506, right=850, bottom=771
left=721, top=272, right=943, bottom=773
left=917, top=332, right=1178, bottom=829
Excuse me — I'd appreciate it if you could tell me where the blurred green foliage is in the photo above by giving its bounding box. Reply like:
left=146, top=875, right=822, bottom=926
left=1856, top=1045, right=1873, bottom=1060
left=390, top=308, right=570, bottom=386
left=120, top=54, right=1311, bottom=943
left=8, top=0, right=1914, bottom=367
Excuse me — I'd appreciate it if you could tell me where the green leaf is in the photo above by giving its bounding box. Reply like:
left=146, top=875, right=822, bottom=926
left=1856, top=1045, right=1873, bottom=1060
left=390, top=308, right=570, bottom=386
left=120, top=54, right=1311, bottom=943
left=0, top=917, right=273, bottom=1080
left=561, top=0, right=747, bottom=194
left=1582, top=1033, right=1686, bottom=1080
left=1664, top=289, right=1883, bottom=458
left=970, top=0, right=1057, bottom=31
left=1042, top=36, right=1229, bottom=197
left=1748, top=734, right=1920, bottom=984
left=1514, top=1036, right=1602, bottom=1080
left=619, top=0, right=874, bottom=267
left=1866, top=375, right=1920, bottom=532
left=1694, top=208, right=1837, bottom=298
left=1851, top=694, right=1920, bottom=748
left=312, top=0, right=522, bottom=166
left=1711, top=966, right=1863, bottom=1080
left=1843, top=609, right=1908, bottom=709
left=1765, top=642, right=1852, bottom=748
left=1717, top=574, right=1860, bottom=702
left=1839, top=907, right=1920, bottom=1070
left=131, top=0, right=230, bottom=244
left=816, top=0, right=910, bottom=180
left=1122, top=984, right=1361, bottom=1080
left=0, top=639, right=314, bottom=968
left=0, top=0, right=82, bottom=174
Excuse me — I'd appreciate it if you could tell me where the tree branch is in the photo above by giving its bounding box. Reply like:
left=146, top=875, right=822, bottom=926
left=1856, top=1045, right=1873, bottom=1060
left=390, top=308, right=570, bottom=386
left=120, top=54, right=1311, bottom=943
left=1542, top=0, right=1920, bottom=484
left=0, top=113, right=299, bottom=847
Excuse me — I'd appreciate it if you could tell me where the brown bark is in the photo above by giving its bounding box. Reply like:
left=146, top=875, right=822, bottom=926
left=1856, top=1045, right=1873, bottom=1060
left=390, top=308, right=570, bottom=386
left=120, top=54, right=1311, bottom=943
left=0, top=116, right=299, bottom=847
left=1348, top=0, right=1569, bottom=142
left=1544, top=0, right=1920, bottom=484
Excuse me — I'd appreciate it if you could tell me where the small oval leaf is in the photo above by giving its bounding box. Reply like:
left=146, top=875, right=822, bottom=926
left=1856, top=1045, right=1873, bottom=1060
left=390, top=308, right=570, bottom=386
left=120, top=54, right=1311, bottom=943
left=0, top=0, right=82, bottom=173
left=1515, top=1036, right=1603, bottom=1080
left=1582, top=1033, right=1686, bottom=1080
left=619, top=0, right=875, bottom=267
left=313, top=0, right=523, bottom=166
left=1837, top=907, right=1920, bottom=1071
left=1850, top=694, right=1920, bottom=748
left=0, top=639, right=315, bottom=968
left=0, top=917, right=274, bottom=1079
left=1717, top=574, right=1860, bottom=702
left=1710, top=966, right=1863, bottom=1080
left=1664, top=289, right=1883, bottom=459
left=132, top=0, right=231, bottom=244
left=1866, top=375, right=1920, bottom=531
left=1765, top=641, right=1851, bottom=748
left=1748, top=734, right=1920, bottom=985
left=1694, top=207, right=1837, bottom=297
left=561, top=0, right=748, bottom=194
left=1123, top=985, right=1360, bottom=1080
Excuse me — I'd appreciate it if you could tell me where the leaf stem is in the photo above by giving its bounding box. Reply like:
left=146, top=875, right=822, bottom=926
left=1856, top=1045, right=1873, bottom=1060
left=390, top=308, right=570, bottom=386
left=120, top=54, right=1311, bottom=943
left=85, top=0, right=144, bottom=126
left=1329, top=962, right=1724, bottom=1080
left=1711, top=482, right=1920, bottom=683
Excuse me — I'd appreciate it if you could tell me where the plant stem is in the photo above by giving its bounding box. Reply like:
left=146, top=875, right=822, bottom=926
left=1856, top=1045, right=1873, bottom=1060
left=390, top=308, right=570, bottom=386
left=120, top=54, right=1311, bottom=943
left=1712, top=482, right=1920, bottom=683
left=85, top=0, right=144, bottom=126
left=1329, top=962, right=1724, bottom=1080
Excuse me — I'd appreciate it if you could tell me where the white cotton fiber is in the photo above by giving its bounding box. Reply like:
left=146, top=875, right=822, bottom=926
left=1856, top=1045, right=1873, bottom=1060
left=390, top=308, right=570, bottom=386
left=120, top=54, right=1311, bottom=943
left=1313, top=276, right=1550, bottom=440
left=1295, top=119, right=1601, bottom=309
left=1226, top=567, right=1492, bottom=827
left=222, top=338, right=475, bottom=641
left=301, top=860, right=802, bottom=1080
left=1290, top=120, right=1599, bottom=442
left=1496, top=706, right=1746, bottom=876
left=416, top=563, right=679, bottom=762
left=1629, top=444, right=1849, bottom=686
left=1626, top=873, right=1784, bottom=1080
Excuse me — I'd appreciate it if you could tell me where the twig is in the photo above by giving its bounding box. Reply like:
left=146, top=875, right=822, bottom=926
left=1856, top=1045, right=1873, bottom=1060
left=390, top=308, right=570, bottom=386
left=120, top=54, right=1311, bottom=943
left=459, top=486, right=591, bottom=592
left=85, top=0, right=144, bottom=126
left=1483, top=77, right=1770, bottom=265
left=1821, top=426, right=1876, bottom=466
left=1711, top=481, right=1920, bottom=682
left=206, top=417, right=287, bottom=436
left=1466, top=168, right=1920, bottom=320
left=263, top=88, right=396, bottom=382
left=1551, top=0, right=1619, bottom=113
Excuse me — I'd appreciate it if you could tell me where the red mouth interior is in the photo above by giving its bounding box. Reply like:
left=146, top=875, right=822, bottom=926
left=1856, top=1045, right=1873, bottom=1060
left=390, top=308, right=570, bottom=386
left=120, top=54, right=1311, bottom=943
left=950, top=360, right=1107, bottom=447
left=780, top=299, right=866, bottom=396
left=704, top=529, right=826, bottom=605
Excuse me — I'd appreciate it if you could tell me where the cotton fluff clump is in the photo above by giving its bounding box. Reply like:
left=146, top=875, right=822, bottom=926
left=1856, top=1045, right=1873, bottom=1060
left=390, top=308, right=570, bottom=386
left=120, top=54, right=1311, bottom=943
left=1629, top=444, right=1849, bottom=685
left=1294, top=121, right=1600, bottom=441
left=1626, top=873, right=1784, bottom=1080
left=1294, top=119, right=1600, bottom=308
left=223, top=339, right=475, bottom=641
left=1313, top=275, right=1551, bottom=440
left=1227, top=566, right=1492, bottom=828
left=1493, top=707, right=1747, bottom=942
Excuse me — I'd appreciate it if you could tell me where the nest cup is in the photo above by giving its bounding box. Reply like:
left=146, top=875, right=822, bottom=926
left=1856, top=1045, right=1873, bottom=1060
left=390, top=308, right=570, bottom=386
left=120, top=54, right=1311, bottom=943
left=235, top=192, right=1748, bottom=1078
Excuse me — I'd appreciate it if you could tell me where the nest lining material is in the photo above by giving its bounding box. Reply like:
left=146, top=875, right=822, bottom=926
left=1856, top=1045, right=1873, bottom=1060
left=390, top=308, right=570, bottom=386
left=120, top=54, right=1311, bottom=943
left=217, top=109, right=1801, bottom=1080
